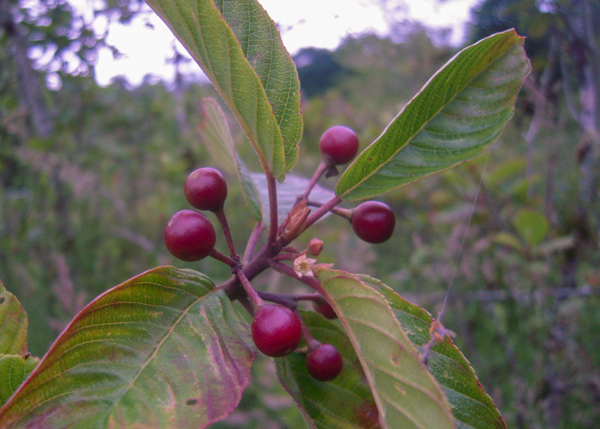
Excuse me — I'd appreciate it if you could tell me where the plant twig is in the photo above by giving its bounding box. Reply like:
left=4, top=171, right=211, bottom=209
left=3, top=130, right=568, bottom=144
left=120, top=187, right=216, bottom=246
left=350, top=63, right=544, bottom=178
left=294, top=308, right=320, bottom=351
left=303, top=195, right=343, bottom=231
left=214, top=207, right=238, bottom=259
left=233, top=267, right=264, bottom=309
left=265, top=170, right=279, bottom=245
left=209, top=249, right=237, bottom=268
left=298, top=160, right=328, bottom=202
left=243, top=222, right=264, bottom=265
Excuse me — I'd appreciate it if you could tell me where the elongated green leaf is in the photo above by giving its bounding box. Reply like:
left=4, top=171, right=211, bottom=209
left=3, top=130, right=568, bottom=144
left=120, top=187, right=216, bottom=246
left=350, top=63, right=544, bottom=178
left=359, top=275, right=507, bottom=428
left=314, top=268, right=454, bottom=428
left=145, top=0, right=302, bottom=179
left=0, top=267, right=256, bottom=428
left=276, top=311, right=380, bottom=428
left=0, top=281, right=28, bottom=356
left=199, top=98, right=263, bottom=221
left=336, top=29, right=531, bottom=201
left=0, top=354, right=39, bottom=407
left=212, top=0, right=302, bottom=171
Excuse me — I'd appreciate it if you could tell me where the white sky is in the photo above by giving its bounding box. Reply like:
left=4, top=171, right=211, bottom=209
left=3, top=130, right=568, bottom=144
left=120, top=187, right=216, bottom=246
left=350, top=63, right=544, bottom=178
left=77, top=0, right=476, bottom=87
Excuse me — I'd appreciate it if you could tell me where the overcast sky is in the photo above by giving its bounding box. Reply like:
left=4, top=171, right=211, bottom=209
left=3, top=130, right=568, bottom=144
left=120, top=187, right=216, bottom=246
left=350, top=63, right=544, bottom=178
left=74, top=0, right=476, bottom=86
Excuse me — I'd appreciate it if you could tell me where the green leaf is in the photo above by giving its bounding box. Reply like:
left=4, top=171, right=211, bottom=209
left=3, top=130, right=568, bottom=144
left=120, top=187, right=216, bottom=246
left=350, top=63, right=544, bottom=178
left=145, top=0, right=302, bottom=179
left=336, top=29, right=531, bottom=201
left=0, top=267, right=256, bottom=428
left=212, top=0, right=302, bottom=171
left=199, top=98, right=264, bottom=221
left=314, top=268, right=454, bottom=428
left=513, top=210, right=548, bottom=247
left=250, top=173, right=335, bottom=226
left=359, top=275, right=507, bottom=429
left=0, top=354, right=39, bottom=407
left=276, top=311, right=380, bottom=428
left=0, top=280, right=28, bottom=356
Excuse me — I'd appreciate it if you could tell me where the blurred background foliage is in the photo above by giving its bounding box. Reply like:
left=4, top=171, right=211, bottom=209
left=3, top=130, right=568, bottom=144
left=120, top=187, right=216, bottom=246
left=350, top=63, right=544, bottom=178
left=1, top=0, right=599, bottom=427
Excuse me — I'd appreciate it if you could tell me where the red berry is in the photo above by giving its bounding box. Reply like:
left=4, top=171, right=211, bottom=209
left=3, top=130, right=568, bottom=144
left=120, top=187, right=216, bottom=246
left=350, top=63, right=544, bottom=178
left=351, top=201, right=395, bottom=244
left=184, top=167, right=228, bottom=212
left=306, top=344, right=343, bottom=381
left=313, top=300, right=337, bottom=319
left=163, top=210, right=216, bottom=261
left=318, top=125, right=359, bottom=165
left=251, top=305, right=302, bottom=357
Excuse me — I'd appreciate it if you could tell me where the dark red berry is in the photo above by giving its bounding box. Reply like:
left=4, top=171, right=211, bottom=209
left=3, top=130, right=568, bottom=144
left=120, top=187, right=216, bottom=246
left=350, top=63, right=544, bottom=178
left=184, top=167, right=228, bottom=212
left=306, top=344, right=343, bottom=381
left=319, top=125, right=359, bottom=165
left=163, top=210, right=216, bottom=261
left=313, top=300, right=337, bottom=319
left=351, top=201, right=395, bottom=244
left=251, top=305, right=302, bottom=357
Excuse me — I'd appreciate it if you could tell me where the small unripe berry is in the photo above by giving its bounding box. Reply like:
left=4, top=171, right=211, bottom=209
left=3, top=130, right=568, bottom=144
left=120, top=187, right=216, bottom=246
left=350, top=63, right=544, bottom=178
left=184, top=167, right=228, bottom=212
left=307, top=238, right=324, bottom=256
left=251, top=305, right=302, bottom=357
left=312, top=300, right=337, bottom=319
left=318, top=125, right=359, bottom=165
left=351, top=201, right=395, bottom=244
left=163, top=210, right=216, bottom=261
left=306, top=344, right=343, bottom=381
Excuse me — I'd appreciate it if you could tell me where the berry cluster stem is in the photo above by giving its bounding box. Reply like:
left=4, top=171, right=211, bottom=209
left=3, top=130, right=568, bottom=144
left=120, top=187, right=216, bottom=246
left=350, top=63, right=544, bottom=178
left=214, top=207, right=237, bottom=260
left=209, top=249, right=237, bottom=268
left=233, top=267, right=264, bottom=310
left=299, top=160, right=328, bottom=202
left=266, top=170, right=279, bottom=245
left=295, top=308, right=321, bottom=351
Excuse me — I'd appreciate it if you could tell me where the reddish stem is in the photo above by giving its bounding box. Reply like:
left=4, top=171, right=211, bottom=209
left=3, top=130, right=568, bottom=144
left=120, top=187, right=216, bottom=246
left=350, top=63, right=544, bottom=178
left=303, top=195, right=343, bottom=232
left=307, top=200, right=353, bottom=220
left=233, top=267, right=264, bottom=309
left=299, top=160, right=328, bottom=202
left=294, top=308, right=321, bottom=351
left=265, top=170, right=279, bottom=246
left=209, top=249, right=237, bottom=268
left=214, top=207, right=238, bottom=259
left=243, top=222, right=264, bottom=265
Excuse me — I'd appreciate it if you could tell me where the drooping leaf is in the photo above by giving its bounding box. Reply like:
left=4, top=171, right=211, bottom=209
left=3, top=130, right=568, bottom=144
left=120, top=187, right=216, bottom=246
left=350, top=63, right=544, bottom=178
left=198, top=98, right=263, bottom=221
left=359, top=275, right=507, bottom=428
left=0, top=354, right=39, bottom=407
left=276, top=311, right=380, bottom=428
left=336, top=29, right=531, bottom=201
left=0, top=280, right=28, bottom=356
left=145, top=0, right=303, bottom=179
left=314, top=268, right=454, bottom=428
left=0, top=267, right=256, bottom=428
left=250, top=173, right=335, bottom=226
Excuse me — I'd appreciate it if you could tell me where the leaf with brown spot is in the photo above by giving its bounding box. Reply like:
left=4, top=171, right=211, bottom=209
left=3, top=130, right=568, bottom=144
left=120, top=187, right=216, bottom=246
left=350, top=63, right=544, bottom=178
left=0, top=267, right=256, bottom=428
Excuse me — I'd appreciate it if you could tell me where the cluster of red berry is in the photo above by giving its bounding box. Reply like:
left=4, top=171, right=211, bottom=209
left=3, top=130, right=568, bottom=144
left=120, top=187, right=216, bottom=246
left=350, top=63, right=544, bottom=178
left=162, top=125, right=396, bottom=382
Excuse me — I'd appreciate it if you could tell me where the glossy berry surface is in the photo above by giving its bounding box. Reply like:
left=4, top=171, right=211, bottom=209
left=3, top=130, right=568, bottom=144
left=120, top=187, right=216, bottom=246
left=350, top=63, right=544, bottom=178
left=313, top=300, right=337, bottom=319
left=351, top=201, right=396, bottom=244
left=306, top=344, right=343, bottom=381
left=184, top=167, right=228, bottom=212
left=163, top=210, right=216, bottom=261
left=251, top=305, right=302, bottom=357
left=318, top=125, right=359, bottom=165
